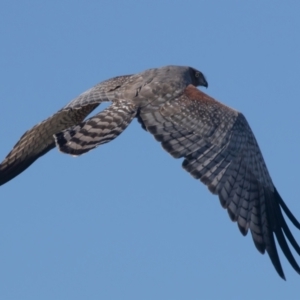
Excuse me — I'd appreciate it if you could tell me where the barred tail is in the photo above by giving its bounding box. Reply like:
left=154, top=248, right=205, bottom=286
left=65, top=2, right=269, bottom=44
left=54, top=102, right=137, bottom=156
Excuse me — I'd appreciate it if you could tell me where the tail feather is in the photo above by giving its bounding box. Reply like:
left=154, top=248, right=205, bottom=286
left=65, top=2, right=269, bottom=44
left=54, top=102, right=137, bottom=156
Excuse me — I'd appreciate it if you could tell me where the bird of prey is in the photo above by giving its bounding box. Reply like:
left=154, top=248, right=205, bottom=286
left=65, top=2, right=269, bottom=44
left=0, top=65, right=299, bottom=279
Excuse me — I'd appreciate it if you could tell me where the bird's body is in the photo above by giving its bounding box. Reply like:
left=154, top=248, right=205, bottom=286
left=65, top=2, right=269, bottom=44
left=0, top=65, right=299, bottom=279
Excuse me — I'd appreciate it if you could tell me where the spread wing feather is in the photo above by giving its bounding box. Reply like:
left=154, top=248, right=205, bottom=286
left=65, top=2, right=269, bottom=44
left=138, top=85, right=300, bottom=279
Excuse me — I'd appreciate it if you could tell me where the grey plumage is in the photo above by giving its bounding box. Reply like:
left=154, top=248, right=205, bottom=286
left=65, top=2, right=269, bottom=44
left=0, top=65, right=299, bottom=279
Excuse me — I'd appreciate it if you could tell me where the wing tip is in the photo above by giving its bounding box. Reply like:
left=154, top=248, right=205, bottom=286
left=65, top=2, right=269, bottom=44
left=265, top=187, right=300, bottom=280
left=276, top=188, right=300, bottom=230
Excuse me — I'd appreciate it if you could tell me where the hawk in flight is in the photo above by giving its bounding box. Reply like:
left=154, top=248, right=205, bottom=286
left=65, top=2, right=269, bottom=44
left=0, top=65, right=299, bottom=279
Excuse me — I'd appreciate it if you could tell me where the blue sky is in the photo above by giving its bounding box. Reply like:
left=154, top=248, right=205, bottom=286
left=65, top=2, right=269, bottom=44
left=1, top=1, right=300, bottom=299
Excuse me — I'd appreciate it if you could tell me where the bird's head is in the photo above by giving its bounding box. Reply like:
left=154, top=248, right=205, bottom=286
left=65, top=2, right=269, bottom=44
left=189, top=67, right=208, bottom=88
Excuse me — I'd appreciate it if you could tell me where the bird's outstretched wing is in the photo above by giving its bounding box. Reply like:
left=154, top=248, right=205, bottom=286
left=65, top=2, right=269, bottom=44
left=138, top=84, right=300, bottom=279
left=54, top=101, right=137, bottom=156
left=0, top=104, right=98, bottom=186
left=0, top=75, right=132, bottom=186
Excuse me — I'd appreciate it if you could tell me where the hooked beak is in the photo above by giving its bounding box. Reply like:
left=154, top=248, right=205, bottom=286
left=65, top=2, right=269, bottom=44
left=201, top=75, right=208, bottom=88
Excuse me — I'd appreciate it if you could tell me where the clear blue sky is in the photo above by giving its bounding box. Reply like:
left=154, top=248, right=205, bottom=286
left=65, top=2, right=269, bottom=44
left=1, top=1, right=300, bottom=299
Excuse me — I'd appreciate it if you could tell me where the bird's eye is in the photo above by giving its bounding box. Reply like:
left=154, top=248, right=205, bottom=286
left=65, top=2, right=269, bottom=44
left=195, top=71, right=200, bottom=78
